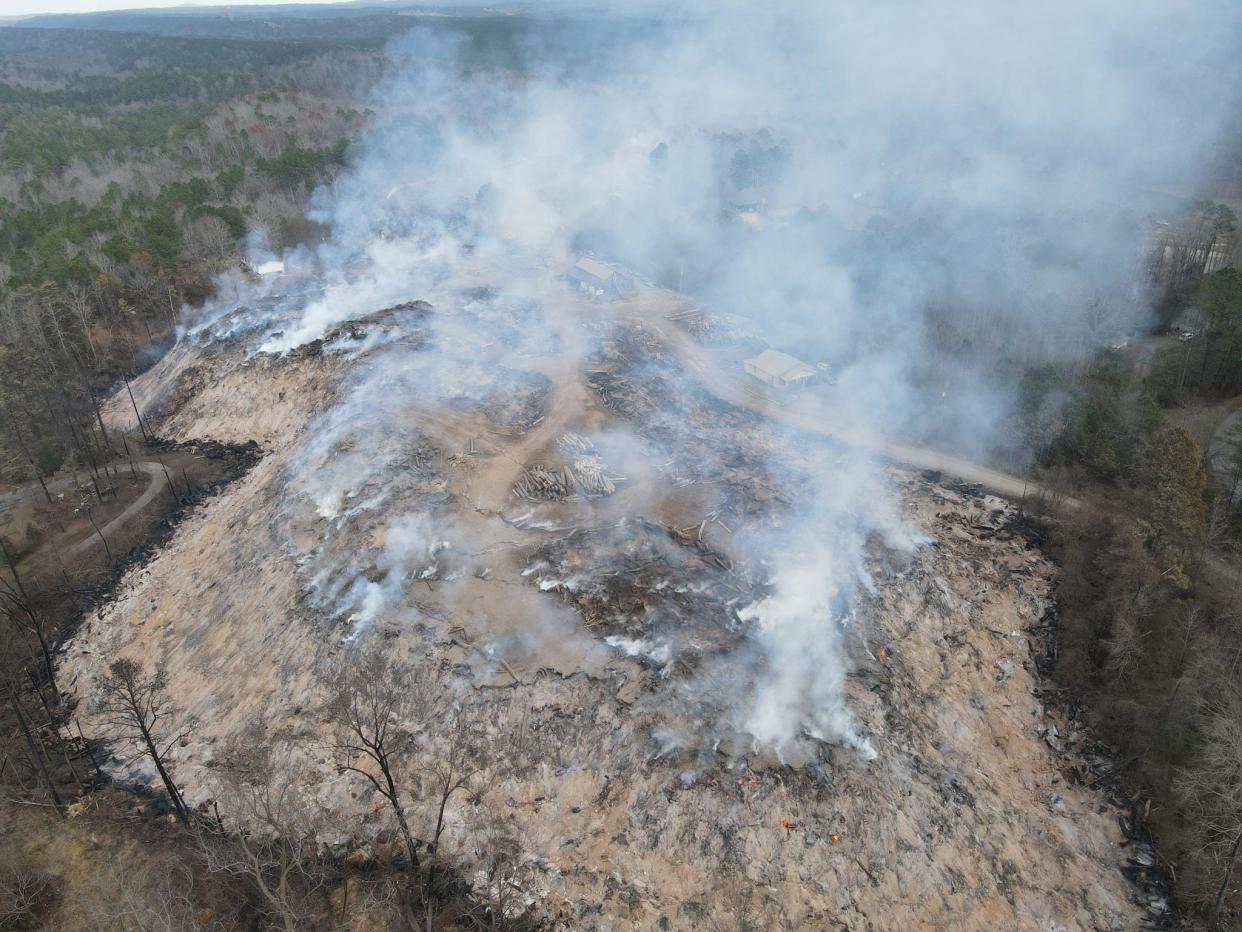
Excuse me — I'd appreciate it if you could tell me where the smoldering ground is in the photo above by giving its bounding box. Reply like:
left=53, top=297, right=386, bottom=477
left=179, top=0, right=1240, bottom=758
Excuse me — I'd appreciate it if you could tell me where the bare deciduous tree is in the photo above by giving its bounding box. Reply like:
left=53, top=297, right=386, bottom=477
left=0, top=851, right=56, bottom=930
left=201, top=732, right=337, bottom=932
left=75, top=858, right=202, bottom=932
left=0, top=535, right=59, bottom=697
left=422, top=705, right=490, bottom=909
left=95, top=659, right=191, bottom=823
left=325, top=649, right=446, bottom=892
left=184, top=215, right=237, bottom=268
left=1178, top=689, right=1242, bottom=923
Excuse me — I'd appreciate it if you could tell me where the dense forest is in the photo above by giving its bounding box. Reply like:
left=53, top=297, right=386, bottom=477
left=0, top=24, right=378, bottom=486
left=1007, top=205, right=1242, bottom=922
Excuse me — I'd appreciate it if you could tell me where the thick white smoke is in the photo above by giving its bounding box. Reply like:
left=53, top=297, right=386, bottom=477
left=186, top=0, right=1240, bottom=756
left=739, top=453, right=923, bottom=757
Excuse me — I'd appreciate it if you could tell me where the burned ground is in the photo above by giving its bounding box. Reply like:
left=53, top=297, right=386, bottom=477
left=526, top=517, right=763, bottom=666
left=54, top=272, right=1156, bottom=930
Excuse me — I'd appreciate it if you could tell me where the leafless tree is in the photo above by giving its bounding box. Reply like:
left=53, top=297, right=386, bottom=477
left=75, top=858, right=204, bottom=932
left=1178, top=688, right=1242, bottom=924
left=201, top=732, right=337, bottom=932
left=0, top=850, right=56, bottom=929
left=0, top=535, right=59, bottom=697
left=184, top=215, right=237, bottom=268
left=0, top=633, right=63, bottom=810
left=324, top=648, right=447, bottom=893
left=1158, top=604, right=1206, bottom=725
left=95, top=659, right=191, bottom=823
left=465, top=798, right=530, bottom=930
left=61, top=282, right=100, bottom=370
left=422, top=705, right=490, bottom=909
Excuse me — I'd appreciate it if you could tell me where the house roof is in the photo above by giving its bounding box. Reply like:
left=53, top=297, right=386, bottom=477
left=571, top=256, right=615, bottom=283
left=746, top=348, right=817, bottom=382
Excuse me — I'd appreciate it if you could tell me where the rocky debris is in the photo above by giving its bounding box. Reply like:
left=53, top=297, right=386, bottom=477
left=147, top=436, right=264, bottom=477
left=1029, top=680, right=1177, bottom=926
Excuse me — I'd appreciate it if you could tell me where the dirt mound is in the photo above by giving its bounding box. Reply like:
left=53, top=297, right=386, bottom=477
left=61, top=278, right=1151, bottom=930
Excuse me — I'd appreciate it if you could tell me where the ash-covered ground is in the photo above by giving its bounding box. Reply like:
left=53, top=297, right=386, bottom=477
left=59, top=260, right=1150, bottom=930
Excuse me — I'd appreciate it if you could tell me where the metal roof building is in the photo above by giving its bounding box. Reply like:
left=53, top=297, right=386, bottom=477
left=567, top=256, right=636, bottom=300
left=744, top=348, right=818, bottom=387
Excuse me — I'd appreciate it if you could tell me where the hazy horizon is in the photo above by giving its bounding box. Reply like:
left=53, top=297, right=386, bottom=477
left=0, top=0, right=382, bottom=20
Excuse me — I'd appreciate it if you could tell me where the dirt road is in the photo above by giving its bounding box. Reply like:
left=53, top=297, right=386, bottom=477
left=0, top=473, right=79, bottom=512
left=641, top=300, right=1063, bottom=505
left=64, top=462, right=169, bottom=557
left=474, top=296, right=593, bottom=512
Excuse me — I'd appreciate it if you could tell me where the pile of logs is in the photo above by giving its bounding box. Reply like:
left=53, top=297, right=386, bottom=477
left=571, top=457, right=616, bottom=496
left=557, top=432, right=597, bottom=457
left=512, top=436, right=619, bottom=500
left=586, top=371, right=658, bottom=417
left=513, top=466, right=577, bottom=500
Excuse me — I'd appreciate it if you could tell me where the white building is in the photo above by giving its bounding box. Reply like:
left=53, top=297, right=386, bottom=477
left=566, top=256, right=636, bottom=300
left=744, top=348, right=818, bottom=388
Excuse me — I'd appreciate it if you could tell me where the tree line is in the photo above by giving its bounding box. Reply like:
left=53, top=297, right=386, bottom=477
left=1008, top=198, right=1242, bottom=926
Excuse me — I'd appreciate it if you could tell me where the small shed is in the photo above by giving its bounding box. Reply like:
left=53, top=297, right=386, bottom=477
left=744, top=348, right=817, bottom=388
left=567, top=257, right=635, bottom=300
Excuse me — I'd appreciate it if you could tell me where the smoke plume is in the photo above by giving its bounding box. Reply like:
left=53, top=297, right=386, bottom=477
left=185, top=0, right=1240, bottom=756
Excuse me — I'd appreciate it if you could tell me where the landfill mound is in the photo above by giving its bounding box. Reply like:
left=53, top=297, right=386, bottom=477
left=60, top=275, right=1154, bottom=930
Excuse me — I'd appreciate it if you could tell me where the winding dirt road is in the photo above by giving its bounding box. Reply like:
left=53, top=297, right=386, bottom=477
left=65, top=462, right=169, bottom=557
left=641, top=298, right=1064, bottom=505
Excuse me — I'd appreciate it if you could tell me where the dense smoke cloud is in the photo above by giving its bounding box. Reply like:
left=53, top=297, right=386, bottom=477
left=297, top=0, right=1240, bottom=438
left=194, top=0, right=1239, bottom=755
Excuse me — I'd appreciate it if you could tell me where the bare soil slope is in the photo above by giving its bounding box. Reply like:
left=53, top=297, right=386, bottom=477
left=61, top=276, right=1149, bottom=930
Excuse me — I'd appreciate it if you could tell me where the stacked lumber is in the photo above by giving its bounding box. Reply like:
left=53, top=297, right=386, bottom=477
left=572, top=457, right=616, bottom=496
left=557, top=432, right=597, bottom=456
left=586, top=371, right=659, bottom=417
left=511, top=447, right=619, bottom=500
left=513, top=466, right=577, bottom=500
left=665, top=306, right=734, bottom=345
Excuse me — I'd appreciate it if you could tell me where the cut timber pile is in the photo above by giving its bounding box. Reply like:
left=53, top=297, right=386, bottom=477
left=557, top=432, right=597, bottom=457
left=513, top=466, right=577, bottom=500
left=571, top=458, right=615, bottom=495
left=586, top=371, right=663, bottom=419
left=665, top=306, right=736, bottom=346
left=513, top=461, right=617, bottom=501
left=513, top=434, right=619, bottom=500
